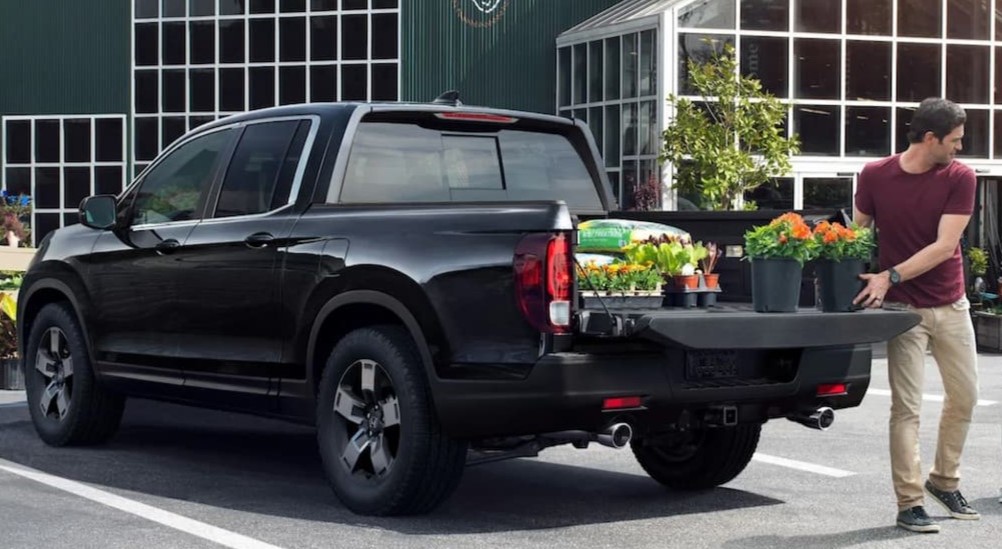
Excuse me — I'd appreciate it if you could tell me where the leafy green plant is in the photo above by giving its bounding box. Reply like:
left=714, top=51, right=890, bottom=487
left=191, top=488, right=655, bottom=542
left=744, top=212, right=818, bottom=265
left=661, top=42, right=799, bottom=211
left=812, top=221, right=875, bottom=261
left=968, top=247, right=988, bottom=276
left=576, top=262, right=661, bottom=293
left=0, top=274, right=23, bottom=291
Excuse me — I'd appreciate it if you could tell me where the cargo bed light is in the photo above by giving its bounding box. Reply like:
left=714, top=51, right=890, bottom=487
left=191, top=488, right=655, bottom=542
left=817, top=383, right=848, bottom=396
left=434, top=112, right=518, bottom=123
left=602, top=396, right=643, bottom=410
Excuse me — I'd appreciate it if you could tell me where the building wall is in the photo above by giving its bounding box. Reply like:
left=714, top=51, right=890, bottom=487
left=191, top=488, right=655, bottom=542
left=401, top=0, right=620, bottom=113
left=0, top=0, right=129, bottom=115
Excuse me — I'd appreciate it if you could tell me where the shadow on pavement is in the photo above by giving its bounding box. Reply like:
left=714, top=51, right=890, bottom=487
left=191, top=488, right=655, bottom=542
left=722, top=526, right=911, bottom=548
left=0, top=398, right=782, bottom=534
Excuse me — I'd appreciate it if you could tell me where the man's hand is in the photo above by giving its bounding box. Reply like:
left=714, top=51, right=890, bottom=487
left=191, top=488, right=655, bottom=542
left=854, top=271, right=892, bottom=308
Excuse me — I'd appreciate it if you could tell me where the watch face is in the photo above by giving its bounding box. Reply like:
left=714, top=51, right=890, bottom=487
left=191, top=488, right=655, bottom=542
left=889, top=269, right=901, bottom=284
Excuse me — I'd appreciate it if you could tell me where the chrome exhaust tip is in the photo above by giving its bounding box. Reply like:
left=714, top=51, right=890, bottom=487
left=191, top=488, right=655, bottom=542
left=787, top=407, right=835, bottom=431
left=596, top=423, right=633, bottom=449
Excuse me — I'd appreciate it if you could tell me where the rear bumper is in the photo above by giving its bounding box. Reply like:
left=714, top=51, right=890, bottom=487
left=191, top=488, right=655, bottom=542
left=433, top=343, right=873, bottom=438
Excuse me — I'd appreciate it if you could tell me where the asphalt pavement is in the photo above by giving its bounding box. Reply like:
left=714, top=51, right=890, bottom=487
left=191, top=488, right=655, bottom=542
left=1, top=351, right=1001, bottom=548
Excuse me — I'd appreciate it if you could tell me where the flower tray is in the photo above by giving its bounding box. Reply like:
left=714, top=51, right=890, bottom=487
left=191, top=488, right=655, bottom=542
left=580, top=292, right=663, bottom=310
left=662, top=287, right=722, bottom=309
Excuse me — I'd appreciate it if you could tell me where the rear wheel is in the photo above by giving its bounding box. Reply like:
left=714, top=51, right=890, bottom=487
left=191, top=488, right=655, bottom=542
left=632, top=424, right=761, bottom=490
left=316, top=325, right=467, bottom=515
left=24, top=303, right=125, bottom=446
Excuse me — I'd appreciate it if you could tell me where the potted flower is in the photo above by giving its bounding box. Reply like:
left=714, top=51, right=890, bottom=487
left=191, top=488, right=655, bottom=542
left=577, top=261, right=663, bottom=309
left=0, top=191, right=31, bottom=247
left=699, top=241, right=723, bottom=290
left=812, top=221, right=875, bottom=312
left=744, top=212, right=818, bottom=312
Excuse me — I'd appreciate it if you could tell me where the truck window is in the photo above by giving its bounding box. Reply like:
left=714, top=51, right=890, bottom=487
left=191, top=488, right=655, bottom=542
left=337, top=120, right=603, bottom=210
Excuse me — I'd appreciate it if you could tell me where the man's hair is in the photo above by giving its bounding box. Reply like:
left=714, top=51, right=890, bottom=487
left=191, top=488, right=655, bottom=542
left=907, top=98, right=966, bottom=144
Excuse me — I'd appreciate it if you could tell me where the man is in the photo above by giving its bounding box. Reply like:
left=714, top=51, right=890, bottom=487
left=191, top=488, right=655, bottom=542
left=853, top=97, right=980, bottom=533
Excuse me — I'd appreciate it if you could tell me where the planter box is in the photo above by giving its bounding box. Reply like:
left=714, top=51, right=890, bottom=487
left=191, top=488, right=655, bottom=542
left=1, top=358, right=24, bottom=391
left=0, top=247, right=35, bottom=271
left=974, top=312, right=1002, bottom=352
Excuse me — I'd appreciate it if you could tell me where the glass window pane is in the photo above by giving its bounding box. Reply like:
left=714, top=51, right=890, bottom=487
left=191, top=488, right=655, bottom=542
left=371, top=63, right=397, bottom=101
left=994, top=111, right=1002, bottom=158
left=64, top=167, right=91, bottom=208
left=280, top=0, right=305, bottom=12
left=219, top=20, right=245, bottom=64
left=589, top=106, right=603, bottom=156
left=311, top=16, right=337, bottom=61
left=219, top=0, right=244, bottom=15
left=795, top=0, right=840, bottom=33
left=846, top=106, right=890, bottom=156
left=189, top=68, right=215, bottom=112
left=342, top=64, right=367, bottom=100
left=279, top=17, right=307, bottom=62
left=216, top=120, right=299, bottom=217
left=249, top=66, right=275, bottom=109
left=607, top=171, right=620, bottom=205
left=589, top=41, right=603, bottom=103
left=219, top=67, right=246, bottom=111
left=958, top=108, right=988, bottom=158
left=621, top=159, right=638, bottom=210
left=948, top=0, right=989, bottom=40
left=846, top=41, right=890, bottom=101
left=897, top=43, right=941, bottom=102
left=604, top=37, right=620, bottom=100
left=847, top=0, right=891, bottom=35
left=63, top=119, right=92, bottom=163
left=372, top=13, right=397, bottom=60
left=678, top=0, right=735, bottom=28
left=623, top=103, right=638, bottom=156
left=605, top=105, right=620, bottom=168
left=342, top=14, right=367, bottom=60
left=35, top=168, right=60, bottom=209
left=95, top=166, right=124, bottom=196
left=558, top=47, right=571, bottom=107
left=163, top=0, right=185, bottom=18
left=279, top=66, right=306, bottom=105
left=640, top=30, right=656, bottom=96
left=740, top=35, right=788, bottom=98
left=135, top=23, right=159, bottom=66
left=162, top=69, right=186, bottom=112
left=161, top=116, right=186, bottom=150
left=136, top=118, right=160, bottom=161
left=623, top=33, right=638, bottom=98
left=744, top=177, right=794, bottom=210
left=740, top=0, right=788, bottom=31
left=899, top=0, right=942, bottom=38
left=794, top=105, right=840, bottom=155
left=678, top=34, right=734, bottom=95
left=5, top=167, right=31, bottom=196
left=573, top=43, right=587, bottom=104
left=310, top=65, right=337, bottom=102
left=250, top=0, right=275, bottom=13
left=947, top=45, right=989, bottom=104
left=249, top=18, right=275, bottom=62
left=96, top=119, right=124, bottom=162
left=640, top=101, right=655, bottom=155
left=895, top=106, right=917, bottom=153
left=162, top=22, right=186, bottom=65
left=803, top=177, right=853, bottom=210
left=35, top=120, right=60, bottom=163
left=189, top=21, right=215, bottom=65
left=135, top=0, right=159, bottom=18
left=794, top=38, right=840, bottom=99
left=190, top=0, right=214, bottom=16
left=4, top=121, right=31, bottom=164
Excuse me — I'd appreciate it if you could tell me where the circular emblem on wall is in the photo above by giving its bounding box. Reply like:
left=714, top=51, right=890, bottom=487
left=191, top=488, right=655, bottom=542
left=453, top=0, right=509, bottom=28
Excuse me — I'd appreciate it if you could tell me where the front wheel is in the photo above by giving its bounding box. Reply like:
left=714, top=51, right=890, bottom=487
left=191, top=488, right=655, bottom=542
left=632, top=423, right=761, bottom=490
left=316, top=325, right=467, bottom=516
left=24, top=303, right=125, bottom=446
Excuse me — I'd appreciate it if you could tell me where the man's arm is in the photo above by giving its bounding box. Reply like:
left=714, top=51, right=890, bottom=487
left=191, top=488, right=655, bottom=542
left=854, top=213, right=971, bottom=307
left=852, top=206, right=873, bottom=229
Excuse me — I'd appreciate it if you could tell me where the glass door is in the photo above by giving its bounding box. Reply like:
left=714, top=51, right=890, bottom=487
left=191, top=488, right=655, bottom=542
left=800, top=174, right=855, bottom=214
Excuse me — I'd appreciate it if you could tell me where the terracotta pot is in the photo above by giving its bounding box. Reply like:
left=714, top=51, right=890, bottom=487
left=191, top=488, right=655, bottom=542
left=673, top=274, right=699, bottom=290
left=703, top=273, right=720, bottom=289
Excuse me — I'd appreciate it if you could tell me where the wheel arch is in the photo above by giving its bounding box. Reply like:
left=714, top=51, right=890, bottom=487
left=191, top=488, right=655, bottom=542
left=19, top=274, right=95, bottom=368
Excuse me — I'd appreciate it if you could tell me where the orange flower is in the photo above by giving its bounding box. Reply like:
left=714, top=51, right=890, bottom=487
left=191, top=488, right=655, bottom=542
left=791, top=223, right=811, bottom=240
left=778, top=233, right=788, bottom=244
left=823, top=231, right=837, bottom=244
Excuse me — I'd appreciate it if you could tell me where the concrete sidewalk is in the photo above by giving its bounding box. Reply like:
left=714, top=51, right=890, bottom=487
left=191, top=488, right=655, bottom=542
left=0, top=390, right=25, bottom=406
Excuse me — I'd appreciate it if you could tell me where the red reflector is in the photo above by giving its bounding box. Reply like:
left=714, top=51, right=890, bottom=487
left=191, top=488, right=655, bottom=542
left=602, top=396, right=643, bottom=410
left=435, top=112, right=518, bottom=123
left=817, top=383, right=847, bottom=396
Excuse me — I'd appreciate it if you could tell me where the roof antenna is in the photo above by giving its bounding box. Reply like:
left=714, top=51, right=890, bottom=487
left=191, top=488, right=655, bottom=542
left=433, top=90, right=462, bottom=106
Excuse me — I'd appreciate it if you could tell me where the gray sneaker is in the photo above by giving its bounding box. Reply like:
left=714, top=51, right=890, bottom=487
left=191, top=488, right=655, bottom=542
left=925, top=480, right=980, bottom=520
left=896, top=506, right=940, bottom=533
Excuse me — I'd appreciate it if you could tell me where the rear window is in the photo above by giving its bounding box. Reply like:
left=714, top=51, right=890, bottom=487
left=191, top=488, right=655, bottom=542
left=336, top=120, right=603, bottom=211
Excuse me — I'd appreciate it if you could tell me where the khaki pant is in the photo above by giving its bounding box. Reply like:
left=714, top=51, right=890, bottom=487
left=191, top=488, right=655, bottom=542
left=885, top=297, right=979, bottom=510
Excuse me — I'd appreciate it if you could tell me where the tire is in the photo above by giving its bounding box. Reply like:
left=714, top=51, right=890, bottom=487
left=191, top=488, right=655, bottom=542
left=24, top=303, right=125, bottom=446
left=632, top=423, right=761, bottom=490
left=316, top=325, right=467, bottom=516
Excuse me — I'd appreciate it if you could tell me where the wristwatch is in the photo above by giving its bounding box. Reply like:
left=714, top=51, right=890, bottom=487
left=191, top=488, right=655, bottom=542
left=887, top=267, right=901, bottom=286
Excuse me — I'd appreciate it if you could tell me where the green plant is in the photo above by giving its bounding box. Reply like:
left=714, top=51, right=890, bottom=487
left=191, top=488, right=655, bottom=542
left=700, top=242, right=722, bottom=274
left=576, top=262, right=661, bottom=293
left=0, top=274, right=23, bottom=291
left=968, top=247, right=988, bottom=276
left=744, top=212, right=818, bottom=265
left=624, top=241, right=706, bottom=277
left=661, top=42, right=799, bottom=211
left=812, top=221, right=875, bottom=261
left=0, top=292, right=15, bottom=359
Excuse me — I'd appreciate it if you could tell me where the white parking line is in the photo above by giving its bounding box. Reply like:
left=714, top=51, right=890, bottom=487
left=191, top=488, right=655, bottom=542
left=752, top=453, right=855, bottom=478
left=0, top=458, right=285, bottom=549
left=867, top=388, right=998, bottom=406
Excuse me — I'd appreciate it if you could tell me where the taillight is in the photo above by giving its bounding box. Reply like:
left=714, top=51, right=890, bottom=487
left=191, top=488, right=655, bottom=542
left=514, top=233, right=573, bottom=333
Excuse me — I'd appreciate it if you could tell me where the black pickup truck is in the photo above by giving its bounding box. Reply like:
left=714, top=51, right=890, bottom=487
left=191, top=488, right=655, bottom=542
left=18, top=100, right=918, bottom=516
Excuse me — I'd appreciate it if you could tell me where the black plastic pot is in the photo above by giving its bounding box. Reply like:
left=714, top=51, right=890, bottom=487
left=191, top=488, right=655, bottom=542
left=815, top=258, right=865, bottom=312
left=751, top=257, right=802, bottom=313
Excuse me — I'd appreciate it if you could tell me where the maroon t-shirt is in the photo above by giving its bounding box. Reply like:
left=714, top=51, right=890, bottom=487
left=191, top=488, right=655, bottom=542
left=854, top=154, right=975, bottom=308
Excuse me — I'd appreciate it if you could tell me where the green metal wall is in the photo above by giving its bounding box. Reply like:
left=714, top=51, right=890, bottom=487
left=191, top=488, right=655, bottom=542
left=0, top=0, right=129, bottom=116
left=401, top=0, right=620, bottom=114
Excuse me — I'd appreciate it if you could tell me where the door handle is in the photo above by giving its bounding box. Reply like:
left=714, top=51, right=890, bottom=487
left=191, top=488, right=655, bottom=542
left=244, top=232, right=275, bottom=248
left=155, top=238, right=181, bottom=254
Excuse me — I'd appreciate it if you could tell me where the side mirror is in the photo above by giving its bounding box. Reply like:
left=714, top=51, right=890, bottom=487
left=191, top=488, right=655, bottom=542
left=79, top=195, right=118, bottom=230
